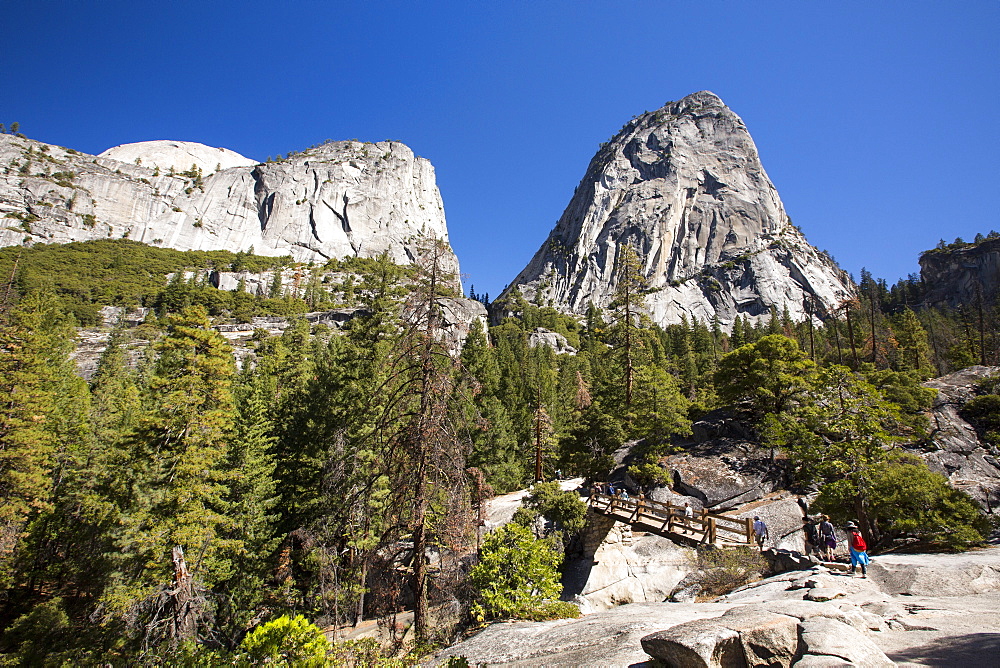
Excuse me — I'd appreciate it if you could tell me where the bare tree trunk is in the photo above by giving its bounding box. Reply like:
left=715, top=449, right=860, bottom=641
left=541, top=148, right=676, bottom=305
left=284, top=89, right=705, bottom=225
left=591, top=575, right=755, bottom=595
left=170, top=546, right=197, bottom=645
left=845, top=305, right=860, bottom=367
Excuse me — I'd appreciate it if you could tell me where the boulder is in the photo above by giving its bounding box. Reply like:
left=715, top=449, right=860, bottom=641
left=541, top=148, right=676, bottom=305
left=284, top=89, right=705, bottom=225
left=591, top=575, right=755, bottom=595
left=719, top=607, right=800, bottom=667
left=803, top=588, right=844, bottom=603
left=796, top=617, right=894, bottom=667
left=641, top=607, right=799, bottom=668
left=666, top=449, right=778, bottom=510
left=641, top=620, right=744, bottom=668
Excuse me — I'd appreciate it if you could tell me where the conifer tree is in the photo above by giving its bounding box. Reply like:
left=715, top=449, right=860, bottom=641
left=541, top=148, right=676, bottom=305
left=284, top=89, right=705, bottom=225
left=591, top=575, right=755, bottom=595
left=0, top=293, right=72, bottom=582
left=108, top=306, right=238, bottom=647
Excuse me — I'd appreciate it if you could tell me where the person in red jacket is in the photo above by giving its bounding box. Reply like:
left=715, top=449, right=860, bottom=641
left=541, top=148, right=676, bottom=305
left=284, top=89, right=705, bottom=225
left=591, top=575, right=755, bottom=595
left=845, top=521, right=869, bottom=578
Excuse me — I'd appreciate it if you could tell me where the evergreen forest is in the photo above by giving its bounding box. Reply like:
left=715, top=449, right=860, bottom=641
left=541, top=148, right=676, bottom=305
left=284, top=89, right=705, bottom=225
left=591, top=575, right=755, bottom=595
left=0, top=238, right=997, bottom=665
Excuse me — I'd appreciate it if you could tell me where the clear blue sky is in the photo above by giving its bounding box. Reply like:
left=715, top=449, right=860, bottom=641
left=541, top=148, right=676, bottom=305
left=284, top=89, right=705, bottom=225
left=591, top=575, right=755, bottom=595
left=3, top=1, right=997, bottom=298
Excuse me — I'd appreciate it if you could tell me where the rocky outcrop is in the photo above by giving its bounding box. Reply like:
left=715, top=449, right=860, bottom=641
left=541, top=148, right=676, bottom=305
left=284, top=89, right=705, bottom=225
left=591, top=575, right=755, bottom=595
left=435, top=548, right=1000, bottom=666
left=0, top=134, right=458, bottom=278
left=527, top=327, right=577, bottom=355
left=503, top=91, right=854, bottom=330
left=920, top=237, right=1000, bottom=309
left=664, top=440, right=783, bottom=511
left=72, top=297, right=488, bottom=379
left=564, top=521, right=696, bottom=612
left=920, top=365, right=1000, bottom=508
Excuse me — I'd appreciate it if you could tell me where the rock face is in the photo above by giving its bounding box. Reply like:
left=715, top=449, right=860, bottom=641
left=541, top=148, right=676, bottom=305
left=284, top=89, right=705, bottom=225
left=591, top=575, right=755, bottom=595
left=920, top=365, right=1000, bottom=508
left=98, top=140, right=257, bottom=174
left=564, top=519, right=696, bottom=612
left=434, top=546, right=1000, bottom=666
left=920, top=237, right=1000, bottom=309
left=0, top=134, right=457, bottom=276
left=503, top=91, right=854, bottom=330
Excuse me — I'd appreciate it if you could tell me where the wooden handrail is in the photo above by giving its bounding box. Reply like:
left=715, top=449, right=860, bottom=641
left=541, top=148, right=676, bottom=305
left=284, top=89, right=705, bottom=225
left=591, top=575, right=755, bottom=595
left=588, top=492, right=753, bottom=545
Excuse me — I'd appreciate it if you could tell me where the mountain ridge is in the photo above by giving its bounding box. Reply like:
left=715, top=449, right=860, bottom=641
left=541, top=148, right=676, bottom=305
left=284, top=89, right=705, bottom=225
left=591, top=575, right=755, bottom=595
left=0, top=133, right=459, bottom=279
left=503, top=91, right=855, bottom=329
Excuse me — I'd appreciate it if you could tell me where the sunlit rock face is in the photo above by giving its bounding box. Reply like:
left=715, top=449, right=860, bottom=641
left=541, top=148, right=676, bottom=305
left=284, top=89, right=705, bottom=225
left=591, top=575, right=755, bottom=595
left=0, top=135, right=457, bottom=276
left=99, top=140, right=258, bottom=174
left=504, top=91, right=854, bottom=329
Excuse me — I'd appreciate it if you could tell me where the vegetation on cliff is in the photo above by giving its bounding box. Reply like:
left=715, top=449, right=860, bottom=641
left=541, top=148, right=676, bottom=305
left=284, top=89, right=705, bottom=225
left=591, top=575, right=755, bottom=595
left=0, top=235, right=996, bottom=664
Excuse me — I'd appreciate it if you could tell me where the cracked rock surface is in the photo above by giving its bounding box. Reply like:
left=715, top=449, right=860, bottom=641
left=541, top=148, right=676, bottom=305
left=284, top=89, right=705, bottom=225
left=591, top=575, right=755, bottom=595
left=0, top=135, right=457, bottom=275
left=503, top=90, right=854, bottom=330
left=434, top=547, right=1000, bottom=667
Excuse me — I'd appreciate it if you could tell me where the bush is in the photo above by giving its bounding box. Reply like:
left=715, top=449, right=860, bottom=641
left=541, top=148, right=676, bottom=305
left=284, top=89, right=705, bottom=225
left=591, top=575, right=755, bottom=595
left=513, top=481, right=587, bottom=535
left=962, top=393, right=1000, bottom=447
left=815, top=453, right=989, bottom=551
left=0, top=598, right=73, bottom=666
left=469, top=523, right=576, bottom=622
left=238, top=614, right=330, bottom=666
left=693, top=546, right=768, bottom=598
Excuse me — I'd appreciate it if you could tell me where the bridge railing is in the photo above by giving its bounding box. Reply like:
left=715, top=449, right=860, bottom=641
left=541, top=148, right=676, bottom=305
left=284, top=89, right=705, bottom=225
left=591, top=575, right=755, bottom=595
left=588, top=492, right=753, bottom=545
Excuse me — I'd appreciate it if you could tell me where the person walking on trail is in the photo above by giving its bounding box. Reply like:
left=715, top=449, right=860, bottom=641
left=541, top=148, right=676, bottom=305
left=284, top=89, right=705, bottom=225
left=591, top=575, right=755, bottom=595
left=678, top=502, right=693, bottom=534
left=819, top=515, right=837, bottom=561
left=845, top=521, right=870, bottom=578
left=753, top=516, right=769, bottom=550
left=802, top=517, right=820, bottom=558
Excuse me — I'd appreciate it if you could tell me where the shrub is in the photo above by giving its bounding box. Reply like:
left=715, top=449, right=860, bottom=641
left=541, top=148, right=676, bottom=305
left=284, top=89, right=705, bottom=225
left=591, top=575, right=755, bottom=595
left=513, top=481, right=587, bottom=535
left=815, top=453, right=989, bottom=551
left=238, top=614, right=330, bottom=666
left=469, top=523, right=575, bottom=622
left=693, top=546, right=768, bottom=598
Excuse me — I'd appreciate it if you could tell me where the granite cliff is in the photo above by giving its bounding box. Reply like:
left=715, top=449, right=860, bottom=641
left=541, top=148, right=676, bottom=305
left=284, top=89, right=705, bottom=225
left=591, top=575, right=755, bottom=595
left=0, top=135, right=457, bottom=276
left=919, top=237, right=1000, bottom=310
left=504, top=91, right=855, bottom=329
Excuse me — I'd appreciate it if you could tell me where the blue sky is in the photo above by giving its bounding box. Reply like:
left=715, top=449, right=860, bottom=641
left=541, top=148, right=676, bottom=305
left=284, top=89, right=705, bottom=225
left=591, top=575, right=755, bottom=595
left=2, top=1, right=997, bottom=298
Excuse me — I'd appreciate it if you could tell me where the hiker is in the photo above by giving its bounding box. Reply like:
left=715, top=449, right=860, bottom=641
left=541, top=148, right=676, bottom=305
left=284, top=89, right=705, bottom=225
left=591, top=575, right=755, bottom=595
left=752, top=516, right=769, bottom=550
left=620, top=489, right=630, bottom=500
left=819, top=515, right=837, bottom=561
left=802, top=517, right=820, bottom=557
left=845, top=521, right=870, bottom=578
left=682, top=503, right=694, bottom=533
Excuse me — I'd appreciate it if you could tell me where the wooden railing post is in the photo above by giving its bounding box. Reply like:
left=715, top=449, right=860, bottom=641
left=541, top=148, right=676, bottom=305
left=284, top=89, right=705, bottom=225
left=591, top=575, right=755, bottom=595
left=708, top=517, right=717, bottom=544
left=636, top=494, right=645, bottom=522
left=745, top=517, right=754, bottom=545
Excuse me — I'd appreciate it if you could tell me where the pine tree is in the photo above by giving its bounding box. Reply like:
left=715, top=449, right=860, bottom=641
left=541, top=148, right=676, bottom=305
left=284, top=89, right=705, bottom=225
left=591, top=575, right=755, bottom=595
left=0, top=294, right=70, bottom=581
left=608, top=243, right=647, bottom=416
left=108, top=306, right=238, bottom=647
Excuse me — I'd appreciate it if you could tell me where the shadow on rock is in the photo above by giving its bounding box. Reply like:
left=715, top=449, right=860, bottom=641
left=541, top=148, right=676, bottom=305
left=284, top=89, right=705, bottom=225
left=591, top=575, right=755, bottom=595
left=887, top=632, right=1000, bottom=667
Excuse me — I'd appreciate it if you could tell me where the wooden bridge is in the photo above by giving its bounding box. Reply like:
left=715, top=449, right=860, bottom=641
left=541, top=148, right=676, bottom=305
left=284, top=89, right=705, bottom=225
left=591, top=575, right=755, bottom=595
left=588, top=493, right=755, bottom=547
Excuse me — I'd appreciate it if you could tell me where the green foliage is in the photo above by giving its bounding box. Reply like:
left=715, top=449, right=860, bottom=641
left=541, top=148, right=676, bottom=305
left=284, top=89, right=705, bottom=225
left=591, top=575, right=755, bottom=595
left=0, top=239, right=293, bottom=324
left=0, top=598, right=75, bottom=667
left=962, top=393, right=1000, bottom=447
left=715, top=334, right=816, bottom=417
left=814, top=453, right=988, bottom=551
left=0, top=293, right=78, bottom=582
left=513, top=481, right=587, bottom=535
left=238, top=614, right=330, bottom=666
left=766, top=365, right=902, bottom=486
left=469, top=523, right=572, bottom=621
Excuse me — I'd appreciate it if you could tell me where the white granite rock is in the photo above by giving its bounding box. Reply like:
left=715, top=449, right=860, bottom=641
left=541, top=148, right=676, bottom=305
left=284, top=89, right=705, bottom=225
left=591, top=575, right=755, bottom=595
left=0, top=135, right=458, bottom=282
left=503, top=91, right=855, bottom=331
left=98, top=140, right=257, bottom=173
